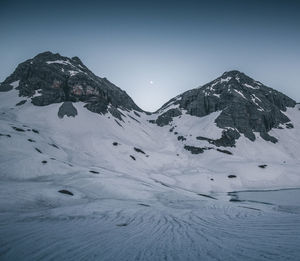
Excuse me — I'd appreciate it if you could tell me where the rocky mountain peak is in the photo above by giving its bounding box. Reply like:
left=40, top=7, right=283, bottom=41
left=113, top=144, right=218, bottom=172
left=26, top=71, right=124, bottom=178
left=0, top=51, right=142, bottom=119
left=152, top=71, right=296, bottom=146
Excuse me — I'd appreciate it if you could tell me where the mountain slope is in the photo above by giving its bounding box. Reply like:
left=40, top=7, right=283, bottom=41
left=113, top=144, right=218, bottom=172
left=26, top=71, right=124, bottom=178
left=1, top=52, right=300, bottom=261
left=0, top=51, right=142, bottom=120
left=0, top=52, right=299, bottom=194
left=152, top=70, right=296, bottom=145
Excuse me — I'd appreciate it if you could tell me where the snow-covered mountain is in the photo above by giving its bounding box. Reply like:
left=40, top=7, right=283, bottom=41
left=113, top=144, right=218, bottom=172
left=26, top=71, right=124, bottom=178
left=0, top=51, right=299, bottom=193
left=1, top=52, right=300, bottom=260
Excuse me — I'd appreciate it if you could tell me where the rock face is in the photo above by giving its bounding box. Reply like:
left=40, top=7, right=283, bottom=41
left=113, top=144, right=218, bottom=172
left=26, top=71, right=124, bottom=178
left=0, top=51, right=142, bottom=118
left=58, top=102, right=78, bottom=118
left=1, top=52, right=297, bottom=147
left=153, top=70, right=296, bottom=145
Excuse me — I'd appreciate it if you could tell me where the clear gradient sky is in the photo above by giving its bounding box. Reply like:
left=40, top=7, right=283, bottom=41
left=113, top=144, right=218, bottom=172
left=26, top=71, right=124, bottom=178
left=1, top=0, right=299, bottom=111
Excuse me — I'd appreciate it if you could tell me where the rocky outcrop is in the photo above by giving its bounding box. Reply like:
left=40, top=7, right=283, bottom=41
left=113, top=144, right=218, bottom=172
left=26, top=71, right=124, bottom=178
left=153, top=70, right=296, bottom=144
left=58, top=102, right=78, bottom=118
left=0, top=51, right=142, bottom=119
left=154, top=108, right=182, bottom=126
left=197, top=129, right=241, bottom=147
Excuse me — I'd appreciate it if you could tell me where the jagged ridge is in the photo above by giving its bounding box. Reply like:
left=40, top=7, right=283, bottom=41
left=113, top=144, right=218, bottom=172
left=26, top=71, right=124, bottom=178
left=0, top=51, right=142, bottom=120
left=153, top=70, right=296, bottom=145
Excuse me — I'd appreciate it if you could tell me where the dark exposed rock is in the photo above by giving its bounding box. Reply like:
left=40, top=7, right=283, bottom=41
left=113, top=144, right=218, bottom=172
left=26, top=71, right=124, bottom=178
left=197, top=193, right=217, bottom=200
left=184, top=145, right=204, bottom=154
left=89, top=170, right=99, bottom=174
left=58, top=101, right=78, bottom=118
left=0, top=133, right=11, bottom=138
left=32, top=129, right=39, bottom=134
left=286, top=123, right=294, bottom=129
left=58, top=189, right=73, bottom=196
left=260, top=132, right=278, bottom=143
left=216, top=148, right=232, bottom=155
left=229, top=198, right=243, bottom=202
left=35, top=148, right=42, bottom=153
left=153, top=179, right=170, bottom=187
left=177, top=136, right=186, bottom=141
left=154, top=108, right=182, bottom=126
left=0, top=84, right=13, bottom=92
left=12, top=126, right=25, bottom=132
left=41, top=160, right=47, bottom=164
left=197, top=129, right=241, bottom=147
left=128, top=115, right=140, bottom=123
left=114, top=120, right=123, bottom=127
left=28, top=139, right=35, bottom=142
left=154, top=70, right=295, bottom=143
left=108, top=107, right=125, bottom=122
left=50, top=143, right=59, bottom=149
left=138, top=203, right=151, bottom=207
left=0, top=51, right=143, bottom=121
left=130, top=155, right=136, bottom=160
left=258, top=164, right=267, bottom=168
left=134, top=147, right=145, bottom=154
left=112, top=142, right=119, bottom=146
left=134, top=111, right=141, bottom=117
left=228, top=175, right=237, bottom=178
left=16, top=100, right=27, bottom=106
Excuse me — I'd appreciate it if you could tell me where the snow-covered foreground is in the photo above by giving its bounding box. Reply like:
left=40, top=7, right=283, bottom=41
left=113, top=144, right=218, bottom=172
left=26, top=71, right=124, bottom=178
left=0, top=179, right=300, bottom=260
left=1, top=88, right=300, bottom=260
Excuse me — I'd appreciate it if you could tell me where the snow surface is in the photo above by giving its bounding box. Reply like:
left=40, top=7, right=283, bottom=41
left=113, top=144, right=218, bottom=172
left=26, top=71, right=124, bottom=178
left=244, top=83, right=259, bottom=89
left=46, top=60, right=74, bottom=66
left=234, top=89, right=247, bottom=99
left=220, top=76, right=232, bottom=83
left=0, top=90, right=300, bottom=260
left=69, top=70, right=79, bottom=76
left=10, top=80, right=20, bottom=88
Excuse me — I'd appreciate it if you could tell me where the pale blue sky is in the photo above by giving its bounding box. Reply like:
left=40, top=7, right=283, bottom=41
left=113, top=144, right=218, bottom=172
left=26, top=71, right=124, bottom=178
left=1, top=0, right=299, bottom=111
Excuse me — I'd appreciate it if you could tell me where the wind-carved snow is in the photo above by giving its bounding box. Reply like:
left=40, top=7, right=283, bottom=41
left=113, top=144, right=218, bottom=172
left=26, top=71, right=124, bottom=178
left=0, top=90, right=300, bottom=260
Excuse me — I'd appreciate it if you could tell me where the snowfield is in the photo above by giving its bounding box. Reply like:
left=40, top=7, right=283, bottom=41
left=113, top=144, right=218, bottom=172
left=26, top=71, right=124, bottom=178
left=0, top=87, right=300, bottom=260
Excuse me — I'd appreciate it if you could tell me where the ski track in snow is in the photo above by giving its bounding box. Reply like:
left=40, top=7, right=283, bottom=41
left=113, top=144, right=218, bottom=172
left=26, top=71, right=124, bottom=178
left=1, top=191, right=300, bottom=261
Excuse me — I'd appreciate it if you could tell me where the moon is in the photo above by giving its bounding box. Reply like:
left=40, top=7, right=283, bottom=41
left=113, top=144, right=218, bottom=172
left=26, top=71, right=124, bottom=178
left=150, top=80, right=154, bottom=85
